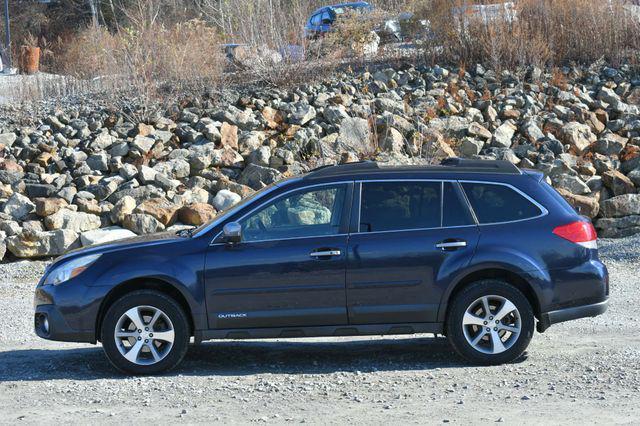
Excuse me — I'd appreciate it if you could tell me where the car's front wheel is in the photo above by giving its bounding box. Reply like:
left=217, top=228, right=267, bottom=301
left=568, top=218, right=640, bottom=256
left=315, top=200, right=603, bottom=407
left=101, top=290, right=190, bottom=375
left=446, top=280, right=534, bottom=365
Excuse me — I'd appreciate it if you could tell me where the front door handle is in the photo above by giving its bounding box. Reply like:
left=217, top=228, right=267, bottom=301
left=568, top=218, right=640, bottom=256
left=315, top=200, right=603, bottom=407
left=310, top=250, right=342, bottom=258
left=436, top=240, right=467, bottom=251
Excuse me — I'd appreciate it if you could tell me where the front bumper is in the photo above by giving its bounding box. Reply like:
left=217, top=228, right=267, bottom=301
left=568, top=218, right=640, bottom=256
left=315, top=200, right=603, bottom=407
left=537, top=298, right=609, bottom=332
left=35, top=304, right=95, bottom=343
left=34, top=282, right=106, bottom=344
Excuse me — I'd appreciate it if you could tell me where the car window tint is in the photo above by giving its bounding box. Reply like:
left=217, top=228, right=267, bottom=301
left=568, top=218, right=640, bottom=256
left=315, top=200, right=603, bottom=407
left=240, top=185, right=346, bottom=242
left=359, top=182, right=441, bottom=232
left=461, top=182, right=542, bottom=224
left=443, top=182, right=474, bottom=227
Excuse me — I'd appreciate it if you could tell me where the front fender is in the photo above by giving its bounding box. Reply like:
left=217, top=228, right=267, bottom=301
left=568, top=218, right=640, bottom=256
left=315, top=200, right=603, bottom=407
left=87, top=239, right=208, bottom=331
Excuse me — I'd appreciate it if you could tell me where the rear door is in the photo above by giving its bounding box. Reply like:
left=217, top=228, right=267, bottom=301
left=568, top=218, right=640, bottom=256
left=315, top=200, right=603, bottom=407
left=346, top=180, right=480, bottom=324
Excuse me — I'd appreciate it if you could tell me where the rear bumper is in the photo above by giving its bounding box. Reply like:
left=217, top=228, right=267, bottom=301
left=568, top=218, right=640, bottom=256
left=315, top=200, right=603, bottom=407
left=537, top=298, right=608, bottom=332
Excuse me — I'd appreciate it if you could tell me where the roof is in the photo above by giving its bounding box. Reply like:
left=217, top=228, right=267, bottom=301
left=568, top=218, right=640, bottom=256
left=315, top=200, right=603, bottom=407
left=311, top=2, right=371, bottom=15
left=304, top=158, right=521, bottom=180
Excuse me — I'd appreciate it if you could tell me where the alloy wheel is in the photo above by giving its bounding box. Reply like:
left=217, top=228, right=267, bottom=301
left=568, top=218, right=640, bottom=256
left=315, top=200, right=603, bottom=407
left=114, top=305, right=175, bottom=365
left=461, top=295, right=522, bottom=355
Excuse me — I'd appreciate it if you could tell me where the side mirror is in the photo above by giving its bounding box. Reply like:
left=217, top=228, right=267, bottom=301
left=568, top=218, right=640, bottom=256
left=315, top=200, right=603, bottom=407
left=223, top=222, right=242, bottom=244
left=321, top=18, right=332, bottom=25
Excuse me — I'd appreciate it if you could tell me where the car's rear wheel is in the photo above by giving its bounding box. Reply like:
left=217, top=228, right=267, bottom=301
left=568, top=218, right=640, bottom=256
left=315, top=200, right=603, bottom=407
left=101, top=290, right=189, bottom=375
left=446, top=280, right=534, bottom=365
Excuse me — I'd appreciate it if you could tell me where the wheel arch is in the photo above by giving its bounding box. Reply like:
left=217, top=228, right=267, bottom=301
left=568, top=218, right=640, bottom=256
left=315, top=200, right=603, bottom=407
left=96, top=278, right=195, bottom=342
left=438, top=267, right=543, bottom=324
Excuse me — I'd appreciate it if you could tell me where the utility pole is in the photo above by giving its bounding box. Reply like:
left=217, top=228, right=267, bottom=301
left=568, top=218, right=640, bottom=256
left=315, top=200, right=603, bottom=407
left=2, top=0, right=9, bottom=71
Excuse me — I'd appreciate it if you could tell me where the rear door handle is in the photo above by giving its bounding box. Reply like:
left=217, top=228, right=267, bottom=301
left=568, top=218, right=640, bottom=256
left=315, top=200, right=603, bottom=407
left=436, top=241, right=467, bottom=250
left=310, top=250, right=342, bottom=258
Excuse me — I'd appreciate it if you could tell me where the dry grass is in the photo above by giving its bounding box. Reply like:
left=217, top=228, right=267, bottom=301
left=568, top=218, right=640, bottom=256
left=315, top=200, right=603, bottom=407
left=57, top=18, right=224, bottom=92
left=408, top=0, right=640, bottom=69
left=4, top=0, right=640, bottom=106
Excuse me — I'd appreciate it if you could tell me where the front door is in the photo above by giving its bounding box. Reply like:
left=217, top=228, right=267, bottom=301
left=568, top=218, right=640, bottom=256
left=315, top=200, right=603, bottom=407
left=204, top=183, right=352, bottom=329
left=346, top=181, right=479, bottom=324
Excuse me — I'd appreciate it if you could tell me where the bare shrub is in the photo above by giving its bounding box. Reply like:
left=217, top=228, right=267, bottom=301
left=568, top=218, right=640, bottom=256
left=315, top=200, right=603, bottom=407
left=321, top=9, right=389, bottom=59
left=55, top=25, right=121, bottom=78
left=408, top=0, right=640, bottom=69
left=53, top=12, right=225, bottom=109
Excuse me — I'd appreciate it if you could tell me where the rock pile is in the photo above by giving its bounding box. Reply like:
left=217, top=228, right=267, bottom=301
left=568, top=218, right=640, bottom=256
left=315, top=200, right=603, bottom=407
left=1, top=63, right=639, bottom=261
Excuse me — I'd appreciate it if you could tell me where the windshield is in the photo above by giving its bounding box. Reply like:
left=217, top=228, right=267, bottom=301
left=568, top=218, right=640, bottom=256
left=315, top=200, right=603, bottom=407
left=192, top=181, right=282, bottom=237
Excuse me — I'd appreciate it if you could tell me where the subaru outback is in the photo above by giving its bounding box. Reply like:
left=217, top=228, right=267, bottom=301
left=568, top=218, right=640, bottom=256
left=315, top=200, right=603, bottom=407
left=34, top=158, right=609, bottom=374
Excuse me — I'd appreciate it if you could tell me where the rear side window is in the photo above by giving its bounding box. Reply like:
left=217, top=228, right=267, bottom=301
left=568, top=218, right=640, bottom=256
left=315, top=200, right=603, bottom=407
left=461, top=182, right=542, bottom=224
left=359, top=182, right=441, bottom=232
left=443, top=182, right=475, bottom=227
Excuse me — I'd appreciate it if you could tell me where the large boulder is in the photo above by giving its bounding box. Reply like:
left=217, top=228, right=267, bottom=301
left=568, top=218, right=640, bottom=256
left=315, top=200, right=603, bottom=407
left=460, top=137, right=484, bottom=157
left=561, top=122, right=596, bottom=154
left=80, top=227, right=137, bottom=246
left=2, top=193, right=35, bottom=221
left=600, top=194, right=640, bottom=218
left=491, top=121, right=517, bottom=148
left=212, top=189, right=242, bottom=211
left=34, top=197, right=68, bottom=217
left=238, top=164, right=282, bottom=190
left=0, top=132, right=17, bottom=147
left=288, top=102, right=316, bottom=125
left=556, top=188, right=599, bottom=218
left=7, top=229, right=80, bottom=258
left=133, top=198, right=180, bottom=226
left=467, top=122, right=492, bottom=140
left=595, top=215, right=640, bottom=238
left=110, top=195, right=137, bottom=224
left=178, top=203, right=217, bottom=226
left=44, top=209, right=102, bottom=233
left=123, top=213, right=165, bottom=234
left=602, top=170, right=636, bottom=196
left=335, top=117, right=374, bottom=156
left=152, top=158, right=190, bottom=180
left=378, top=127, right=405, bottom=153
left=552, top=174, right=590, bottom=195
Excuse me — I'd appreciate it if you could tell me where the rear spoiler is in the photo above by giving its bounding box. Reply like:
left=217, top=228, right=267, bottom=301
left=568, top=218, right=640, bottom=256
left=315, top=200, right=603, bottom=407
left=522, top=169, right=545, bottom=182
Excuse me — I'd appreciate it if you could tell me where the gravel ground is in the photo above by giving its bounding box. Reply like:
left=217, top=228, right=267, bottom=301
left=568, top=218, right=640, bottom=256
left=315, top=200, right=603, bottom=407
left=0, top=237, right=638, bottom=424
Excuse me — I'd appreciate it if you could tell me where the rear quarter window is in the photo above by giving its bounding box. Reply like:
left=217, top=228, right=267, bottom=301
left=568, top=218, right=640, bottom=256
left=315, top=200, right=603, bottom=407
left=461, top=182, right=542, bottom=224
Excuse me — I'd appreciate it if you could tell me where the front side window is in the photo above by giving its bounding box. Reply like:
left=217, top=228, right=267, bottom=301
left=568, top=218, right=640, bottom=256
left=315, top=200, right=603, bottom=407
left=310, top=14, right=322, bottom=26
left=461, top=182, right=542, bottom=224
left=359, top=181, right=441, bottom=232
left=240, top=185, right=346, bottom=242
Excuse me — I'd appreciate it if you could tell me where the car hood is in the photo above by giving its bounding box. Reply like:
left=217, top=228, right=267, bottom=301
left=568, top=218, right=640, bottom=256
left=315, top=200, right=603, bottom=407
left=51, top=231, right=184, bottom=266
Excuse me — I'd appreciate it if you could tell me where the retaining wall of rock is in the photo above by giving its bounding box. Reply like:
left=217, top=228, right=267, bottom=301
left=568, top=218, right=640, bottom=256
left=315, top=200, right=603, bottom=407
left=1, top=64, right=639, bottom=261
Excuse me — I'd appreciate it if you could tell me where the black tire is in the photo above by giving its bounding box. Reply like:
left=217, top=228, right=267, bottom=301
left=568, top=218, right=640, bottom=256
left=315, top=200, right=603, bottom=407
left=101, top=290, right=190, bottom=375
left=446, top=280, right=534, bottom=365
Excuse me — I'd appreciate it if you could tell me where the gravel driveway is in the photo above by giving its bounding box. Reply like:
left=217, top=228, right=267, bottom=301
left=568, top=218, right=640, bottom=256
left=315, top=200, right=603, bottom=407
left=0, top=237, right=638, bottom=424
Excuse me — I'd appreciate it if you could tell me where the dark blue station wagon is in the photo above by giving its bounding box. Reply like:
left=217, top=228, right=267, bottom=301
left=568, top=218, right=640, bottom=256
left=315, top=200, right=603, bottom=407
left=34, top=159, right=609, bottom=374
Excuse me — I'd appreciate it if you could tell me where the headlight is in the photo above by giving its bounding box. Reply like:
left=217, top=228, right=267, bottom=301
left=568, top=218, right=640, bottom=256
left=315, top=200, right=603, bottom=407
left=43, top=254, right=101, bottom=286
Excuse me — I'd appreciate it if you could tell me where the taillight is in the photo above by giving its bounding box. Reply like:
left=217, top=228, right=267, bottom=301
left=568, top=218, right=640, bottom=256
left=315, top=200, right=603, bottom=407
left=552, top=221, right=598, bottom=249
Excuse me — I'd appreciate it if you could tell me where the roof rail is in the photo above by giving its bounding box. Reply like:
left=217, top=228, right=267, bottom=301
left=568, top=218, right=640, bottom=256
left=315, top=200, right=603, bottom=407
left=440, top=158, right=521, bottom=174
left=307, top=161, right=379, bottom=177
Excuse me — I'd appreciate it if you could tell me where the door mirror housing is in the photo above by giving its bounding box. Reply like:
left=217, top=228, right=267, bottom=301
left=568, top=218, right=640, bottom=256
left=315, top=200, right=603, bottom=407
left=223, top=222, right=242, bottom=244
left=321, top=18, right=332, bottom=25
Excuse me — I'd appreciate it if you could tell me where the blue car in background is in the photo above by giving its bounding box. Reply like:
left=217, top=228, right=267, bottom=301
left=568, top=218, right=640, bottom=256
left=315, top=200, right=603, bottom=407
left=304, top=1, right=373, bottom=38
